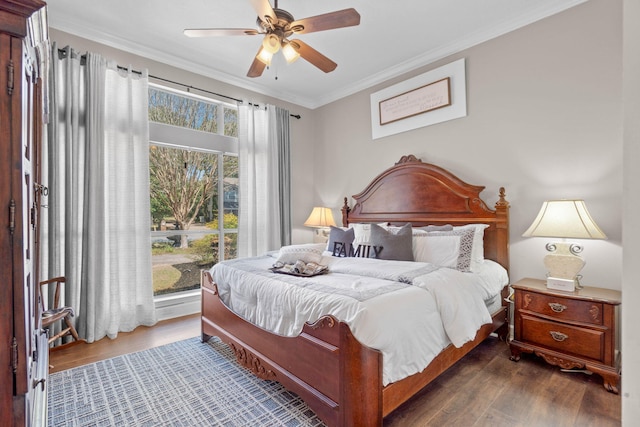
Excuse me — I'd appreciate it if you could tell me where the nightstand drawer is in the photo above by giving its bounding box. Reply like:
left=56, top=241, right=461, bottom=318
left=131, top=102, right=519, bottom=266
left=519, top=291, right=603, bottom=325
left=520, top=314, right=604, bottom=361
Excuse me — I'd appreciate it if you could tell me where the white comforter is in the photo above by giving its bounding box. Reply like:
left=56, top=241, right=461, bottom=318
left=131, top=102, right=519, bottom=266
left=210, top=253, right=507, bottom=385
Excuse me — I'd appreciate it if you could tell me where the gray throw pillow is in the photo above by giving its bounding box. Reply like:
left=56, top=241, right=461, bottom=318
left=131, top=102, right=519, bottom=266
left=370, top=223, right=414, bottom=261
left=328, top=226, right=355, bottom=257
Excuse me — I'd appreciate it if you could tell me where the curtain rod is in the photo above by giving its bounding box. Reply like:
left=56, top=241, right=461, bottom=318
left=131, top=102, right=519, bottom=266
left=145, top=72, right=301, bottom=120
left=55, top=49, right=301, bottom=119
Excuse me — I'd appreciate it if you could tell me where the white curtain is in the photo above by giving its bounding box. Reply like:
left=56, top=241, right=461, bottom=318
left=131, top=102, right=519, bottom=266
left=238, top=104, right=291, bottom=257
left=41, top=44, right=156, bottom=343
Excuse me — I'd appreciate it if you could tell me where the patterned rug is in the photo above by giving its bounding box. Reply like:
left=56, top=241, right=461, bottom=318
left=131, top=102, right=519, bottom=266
left=47, top=337, right=326, bottom=426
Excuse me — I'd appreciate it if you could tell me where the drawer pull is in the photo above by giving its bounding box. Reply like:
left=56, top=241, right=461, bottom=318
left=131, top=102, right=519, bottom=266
left=548, top=302, right=567, bottom=313
left=550, top=331, right=569, bottom=342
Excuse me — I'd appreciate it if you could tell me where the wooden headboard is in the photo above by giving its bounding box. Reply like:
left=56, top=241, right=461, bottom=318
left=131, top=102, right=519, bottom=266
left=341, top=155, right=510, bottom=271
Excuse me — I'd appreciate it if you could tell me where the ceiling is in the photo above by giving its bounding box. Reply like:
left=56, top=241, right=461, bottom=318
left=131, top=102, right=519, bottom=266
left=46, top=0, right=586, bottom=109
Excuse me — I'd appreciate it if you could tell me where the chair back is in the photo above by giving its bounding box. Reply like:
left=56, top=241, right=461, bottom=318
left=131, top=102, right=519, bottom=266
left=39, top=276, right=66, bottom=312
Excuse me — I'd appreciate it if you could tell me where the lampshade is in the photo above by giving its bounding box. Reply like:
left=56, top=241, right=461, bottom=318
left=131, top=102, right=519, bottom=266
left=256, top=47, right=273, bottom=66
left=304, top=207, right=336, bottom=228
left=282, top=42, right=300, bottom=63
left=522, top=200, right=607, bottom=240
left=523, top=199, right=606, bottom=291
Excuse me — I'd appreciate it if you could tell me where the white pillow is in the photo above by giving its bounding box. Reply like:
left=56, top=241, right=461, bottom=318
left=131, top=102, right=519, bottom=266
left=453, top=224, right=489, bottom=271
left=412, top=229, right=474, bottom=272
left=348, top=223, right=388, bottom=246
left=276, top=244, right=323, bottom=265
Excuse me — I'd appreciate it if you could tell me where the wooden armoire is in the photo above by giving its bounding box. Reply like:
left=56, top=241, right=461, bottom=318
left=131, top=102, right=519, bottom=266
left=0, top=0, right=48, bottom=425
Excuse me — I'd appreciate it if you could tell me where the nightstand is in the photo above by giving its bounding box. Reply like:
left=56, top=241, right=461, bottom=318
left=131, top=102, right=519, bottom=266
left=509, top=278, right=621, bottom=393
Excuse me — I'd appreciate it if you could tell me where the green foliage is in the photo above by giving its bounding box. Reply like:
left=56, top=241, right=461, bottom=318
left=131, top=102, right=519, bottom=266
left=206, top=212, right=238, bottom=230
left=190, top=234, right=216, bottom=264
left=151, top=241, right=175, bottom=255
left=190, top=233, right=238, bottom=264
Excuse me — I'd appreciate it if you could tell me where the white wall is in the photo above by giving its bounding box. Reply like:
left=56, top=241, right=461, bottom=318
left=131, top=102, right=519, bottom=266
left=622, top=0, right=640, bottom=423
left=313, top=0, right=623, bottom=290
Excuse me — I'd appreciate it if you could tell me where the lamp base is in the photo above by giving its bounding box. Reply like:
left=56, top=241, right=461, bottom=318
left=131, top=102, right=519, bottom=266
left=312, top=228, right=330, bottom=243
left=543, top=241, right=585, bottom=283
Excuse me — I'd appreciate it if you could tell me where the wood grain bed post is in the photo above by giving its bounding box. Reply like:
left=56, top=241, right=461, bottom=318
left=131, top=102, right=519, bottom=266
left=494, top=187, right=510, bottom=274
left=494, top=187, right=510, bottom=340
left=341, top=197, right=351, bottom=228
left=340, top=325, right=383, bottom=426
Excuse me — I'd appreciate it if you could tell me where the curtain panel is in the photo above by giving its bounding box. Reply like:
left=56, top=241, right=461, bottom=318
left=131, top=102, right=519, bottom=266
left=238, top=104, right=291, bottom=258
left=41, top=44, right=156, bottom=343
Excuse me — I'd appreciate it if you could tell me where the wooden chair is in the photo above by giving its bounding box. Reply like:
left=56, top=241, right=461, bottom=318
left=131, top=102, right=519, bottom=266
left=39, top=277, right=81, bottom=349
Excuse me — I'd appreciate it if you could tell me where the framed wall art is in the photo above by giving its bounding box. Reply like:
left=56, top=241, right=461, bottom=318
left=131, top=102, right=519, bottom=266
left=370, top=58, right=467, bottom=140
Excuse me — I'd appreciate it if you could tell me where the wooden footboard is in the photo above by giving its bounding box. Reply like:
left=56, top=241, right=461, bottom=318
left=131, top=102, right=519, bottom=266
left=201, top=270, right=383, bottom=426
left=202, top=270, right=508, bottom=427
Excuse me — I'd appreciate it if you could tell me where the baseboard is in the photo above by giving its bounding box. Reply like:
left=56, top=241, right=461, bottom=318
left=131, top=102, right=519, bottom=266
left=155, top=291, right=201, bottom=321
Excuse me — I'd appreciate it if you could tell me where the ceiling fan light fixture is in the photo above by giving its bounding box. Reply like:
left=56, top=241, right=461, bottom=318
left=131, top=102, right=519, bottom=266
left=262, top=33, right=281, bottom=54
left=256, top=47, right=273, bottom=66
left=282, top=42, right=300, bottom=63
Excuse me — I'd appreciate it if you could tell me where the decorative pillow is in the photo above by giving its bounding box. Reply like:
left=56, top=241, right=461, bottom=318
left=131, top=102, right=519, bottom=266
left=415, top=224, right=454, bottom=233
left=453, top=224, right=489, bottom=270
left=327, top=226, right=355, bottom=257
left=348, top=223, right=392, bottom=244
left=369, top=223, right=414, bottom=261
left=276, top=244, right=323, bottom=265
left=349, top=223, right=373, bottom=247
left=412, top=229, right=475, bottom=272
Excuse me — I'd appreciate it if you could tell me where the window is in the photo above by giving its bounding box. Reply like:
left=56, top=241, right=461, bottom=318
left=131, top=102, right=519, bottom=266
left=148, top=85, right=238, bottom=303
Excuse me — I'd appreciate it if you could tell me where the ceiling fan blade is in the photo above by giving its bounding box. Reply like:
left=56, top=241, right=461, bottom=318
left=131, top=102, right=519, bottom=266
left=247, top=46, right=267, bottom=78
left=290, top=40, right=337, bottom=73
left=184, top=28, right=260, bottom=37
left=289, top=8, right=360, bottom=34
left=250, top=0, right=276, bottom=24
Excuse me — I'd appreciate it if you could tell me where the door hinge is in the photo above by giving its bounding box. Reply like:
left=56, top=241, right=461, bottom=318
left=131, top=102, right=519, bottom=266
left=9, top=199, right=16, bottom=234
left=11, top=337, right=18, bottom=373
left=31, top=205, right=36, bottom=229
left=7, top=59, right=14, bottom=96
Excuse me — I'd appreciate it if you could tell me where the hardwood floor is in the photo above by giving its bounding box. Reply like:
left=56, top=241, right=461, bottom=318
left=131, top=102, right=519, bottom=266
left=49, top=313, right=201, bottom=373
left=50, top=314, right=621, bottom=426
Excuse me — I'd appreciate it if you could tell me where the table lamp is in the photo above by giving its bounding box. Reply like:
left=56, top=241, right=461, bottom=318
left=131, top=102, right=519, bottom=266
left=522, top=199, right=607, bottom=291
left=304, top=207, right=337, bottom=243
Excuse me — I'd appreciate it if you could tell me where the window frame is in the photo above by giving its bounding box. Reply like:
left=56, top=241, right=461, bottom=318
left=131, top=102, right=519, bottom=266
left=148, top=83, right=239, bottom=319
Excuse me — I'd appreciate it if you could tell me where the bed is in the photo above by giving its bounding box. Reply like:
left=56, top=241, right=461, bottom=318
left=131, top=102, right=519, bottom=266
left=201, top=154, right=510, bottom=426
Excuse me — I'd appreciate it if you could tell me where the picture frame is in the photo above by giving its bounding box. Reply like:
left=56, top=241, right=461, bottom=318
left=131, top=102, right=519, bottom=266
left=370, top=58, right=466, bottom=140
left=379, top=77, right=451, bottom=126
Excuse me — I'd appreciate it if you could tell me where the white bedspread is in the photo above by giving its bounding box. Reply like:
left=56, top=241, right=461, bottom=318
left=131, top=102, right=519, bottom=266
left=210, top=254, right=507, bottom=385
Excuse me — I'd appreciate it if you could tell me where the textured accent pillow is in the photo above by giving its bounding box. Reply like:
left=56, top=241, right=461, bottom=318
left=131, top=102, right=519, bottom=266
left=412, top=229, right=475, bottom=272
left=327, top=226, right=355, bottom=257
left=369, top=223, right=414, bottom=261
left=276, top=244, right=323, bottom=265
left=453, top=224, right=489, bottom=271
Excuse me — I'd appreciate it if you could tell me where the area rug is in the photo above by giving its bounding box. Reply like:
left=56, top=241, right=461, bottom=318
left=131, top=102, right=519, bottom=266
left=47, top=337, right=326, bottom=426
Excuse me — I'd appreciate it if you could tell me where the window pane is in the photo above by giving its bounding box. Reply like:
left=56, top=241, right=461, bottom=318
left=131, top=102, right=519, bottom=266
left=223, top=155, right=238, bottom=230
left=149, top=144, right=220, bottom=296
left=148, top=86, right=238, bottom=298
left=224, top=107, right=238, bottom=137
left=151, top=231, right=216, bottom=296
left=149, top=87, right=218, bottom=133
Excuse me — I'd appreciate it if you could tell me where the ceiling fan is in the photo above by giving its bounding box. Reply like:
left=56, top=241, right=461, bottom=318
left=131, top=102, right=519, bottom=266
left=184, top=0, right=360, bottom=78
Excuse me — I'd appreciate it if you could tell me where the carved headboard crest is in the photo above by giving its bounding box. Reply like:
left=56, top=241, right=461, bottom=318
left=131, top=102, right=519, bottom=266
left=395, top=154, right=422, bottom=165
left=341, top=154, right=510, bottom=271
